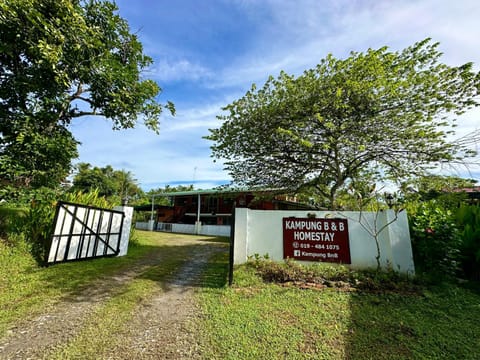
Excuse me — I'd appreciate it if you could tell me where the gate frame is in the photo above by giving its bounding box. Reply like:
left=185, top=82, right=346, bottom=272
left=228, top=204, right=236, bottom=286
left=46, top=201, right=125, bottom=265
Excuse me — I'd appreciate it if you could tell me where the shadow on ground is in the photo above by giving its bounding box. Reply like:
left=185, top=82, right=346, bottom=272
left=343, top=284, right=480, bottom=359
left=37, top=234, right=230, bottom=304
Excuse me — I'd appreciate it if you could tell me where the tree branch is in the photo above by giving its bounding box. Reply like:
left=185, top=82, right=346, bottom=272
left=71, top=111, right=104, bottom=118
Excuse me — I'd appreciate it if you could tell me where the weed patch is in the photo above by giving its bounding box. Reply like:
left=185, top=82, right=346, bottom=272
left=248, top=258, right=420, bottom=294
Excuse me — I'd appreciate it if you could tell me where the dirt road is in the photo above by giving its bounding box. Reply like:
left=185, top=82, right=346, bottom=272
left=0, top=235, right=228, bottom=359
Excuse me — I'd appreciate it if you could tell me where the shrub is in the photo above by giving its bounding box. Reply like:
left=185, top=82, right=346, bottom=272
left=20, top=188, right=60, bottom=263
left=0, top=205, right=27, bottom=247
left=252, top=257, right=318, bottom=283
left=18, top=188, right=113, bottom=264
left=455, top=204, right=480, bottom=280
left=408, top=200, right=461, bottom=280
left=246, top=258, right=420, bottom=293
left=62, top=190, right=112, bottom=209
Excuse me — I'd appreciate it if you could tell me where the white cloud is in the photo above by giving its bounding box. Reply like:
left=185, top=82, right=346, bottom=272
left=70, top=100, right=232, bottom=190
left=70, top=0, right=480, bottom=189
left=161, top=102, right=225, bottom=133
left=147, top=58, right=213, bottom=83
left=211, top=0, right=480, bottom=89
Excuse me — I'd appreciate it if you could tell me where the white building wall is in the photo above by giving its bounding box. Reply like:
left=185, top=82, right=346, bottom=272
left=233, top=209, right=415, bottom=274
left=200, top=225, right=231, bottom=237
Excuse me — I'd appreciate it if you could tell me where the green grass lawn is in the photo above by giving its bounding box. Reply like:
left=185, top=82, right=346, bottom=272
left=197, top=254, right=480, bottom=360
left=0, top=230, right=224, bottom=338
left=2, top=231, right=480, bottom=359
left=0, top=231, right=158, bottom=336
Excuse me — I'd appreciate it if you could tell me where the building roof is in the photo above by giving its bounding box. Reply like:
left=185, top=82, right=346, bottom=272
left=151, top=188, right=283, bottom=197
left=459, top=186, right=480, bottom=193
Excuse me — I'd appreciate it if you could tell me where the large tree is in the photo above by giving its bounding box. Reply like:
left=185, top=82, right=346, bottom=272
left=70, top=162, right=143, bottom=203
left=70, top=163, right=116, bottom=197
left=0, top=0, right=174, bottom=189
left=207, top=39, right=480, bottom=209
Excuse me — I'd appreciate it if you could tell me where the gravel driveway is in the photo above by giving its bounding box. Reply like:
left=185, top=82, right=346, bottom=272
left=0, top=235, right=228, bottom=359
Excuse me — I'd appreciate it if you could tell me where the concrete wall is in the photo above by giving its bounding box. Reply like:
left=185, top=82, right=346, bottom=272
left=135, top=221, right=150, bottom=231
left=113, top=205, right=133, bottom=257
left=200, top=224, right=231, bottom=237
left=170, top=223, right=196, bottom=234
left=135, top=221, right=231, bottom=237
left=233, top=208, right=415, bottom=274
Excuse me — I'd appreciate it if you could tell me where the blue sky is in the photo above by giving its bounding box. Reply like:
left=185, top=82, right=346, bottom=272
left=70, top=0, right=480, bottom=190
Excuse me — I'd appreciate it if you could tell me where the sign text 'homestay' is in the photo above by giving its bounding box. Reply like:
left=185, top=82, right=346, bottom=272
left=283, top=217, right=351, bottom=263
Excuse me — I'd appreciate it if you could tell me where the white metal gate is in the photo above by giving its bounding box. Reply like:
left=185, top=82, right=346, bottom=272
left=47, top=202, right=125, bottom=264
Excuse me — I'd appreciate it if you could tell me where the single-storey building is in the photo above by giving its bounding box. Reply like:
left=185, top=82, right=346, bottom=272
left=135, top=188, right=313, bottom=235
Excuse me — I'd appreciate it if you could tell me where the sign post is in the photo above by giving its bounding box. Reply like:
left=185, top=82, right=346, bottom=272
left=283, top=217, right=351, bottom=264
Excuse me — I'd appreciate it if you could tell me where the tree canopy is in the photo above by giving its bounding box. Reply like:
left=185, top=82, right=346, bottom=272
left=0, top=0, right=174, bottom=190
left=207, top=39, right=480, bottom=208
left=70, top=162, right=143, bottom=204
left=401, top=174, right=478, bottom=202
